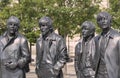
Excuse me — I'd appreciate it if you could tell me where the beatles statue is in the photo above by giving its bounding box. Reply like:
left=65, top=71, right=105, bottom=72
left=75, top=21, right=95, bottom=78
left=36, top=16, right=68, bottom=78
left=0, top=16, right=31, bottom=78
left=94, top=12, right=120, bottom=78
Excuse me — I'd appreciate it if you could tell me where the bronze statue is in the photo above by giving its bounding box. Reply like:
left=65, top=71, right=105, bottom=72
left=36, top=16, right=68, bottom=78
left=94, top=12, right=120, bottom=78
left=0, top=16, right=31, bottom=78
left=75, top=21, right=95, bottom=78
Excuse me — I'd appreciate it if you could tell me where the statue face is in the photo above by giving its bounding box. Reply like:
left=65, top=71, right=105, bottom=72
left=82, top=23, right=94, bottom=38
left=97, top=13, right=111, bottom=29
left=7, top=18, right=19, bottom=35
left=39, top=17, right=53, bottom=36
left=39, top=22, right=50, bottom=36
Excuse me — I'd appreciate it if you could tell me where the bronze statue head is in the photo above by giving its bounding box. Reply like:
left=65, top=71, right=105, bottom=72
left=39, top=16, right=53, bottom=36
left=7, top=16, right=20, bottom=36
left=97, top=12, right=112, bottom=29
left=81, top=21, right=95, bottom=38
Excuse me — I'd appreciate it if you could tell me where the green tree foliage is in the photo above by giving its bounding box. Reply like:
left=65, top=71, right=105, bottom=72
left=0, top=0, right=10, bottom=34
left=35, top=0, right=100, bottom=38
left=0, top=0, right=100, bottom=43
left=109, top=0, right=120, bottom=30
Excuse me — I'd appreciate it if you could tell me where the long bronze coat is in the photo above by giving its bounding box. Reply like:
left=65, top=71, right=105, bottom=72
left=74, top=37, right=95, bottom=78
left=36, top=32, right=68, bottom=78
left=94, top=28, right=120, bottom=78
left=0, top=32, right=31, bottom=78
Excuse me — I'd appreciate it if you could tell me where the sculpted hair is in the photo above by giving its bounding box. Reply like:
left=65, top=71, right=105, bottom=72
left=7, top=16, right=20, bottom=27
left=39, top=16, right=53, bottom=31
left=97, top=12, right=112, bottom=25
left=81, top=21, right=95, bottom=32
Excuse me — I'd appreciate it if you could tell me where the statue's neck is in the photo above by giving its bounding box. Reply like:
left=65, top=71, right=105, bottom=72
left=42, top=30, right=52, bottom=40
left=7, top=31, right=16, bottom=38
left=102, top=27, right=110, bottom=36
left=83, top=34, right=94, bottom=42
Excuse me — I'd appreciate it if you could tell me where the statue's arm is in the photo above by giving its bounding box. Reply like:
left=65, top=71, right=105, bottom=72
left=18, top=38, right=31, bottom=68
left=74, top=43, right=83, bottom=78
left=118, top=38, right=120, bottom=78
left=53, top=38, right=68, bottom=71
left=74, top=44, right=80, bottom=73
left=35, top=41, right=41, bottom=70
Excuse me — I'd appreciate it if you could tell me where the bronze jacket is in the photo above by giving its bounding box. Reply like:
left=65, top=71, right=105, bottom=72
left=74, top=37, right=95, bottom=78
left=94, top=28, right=120, bottom=78
left=36, top=32, right=68, bottom=78
left=0, top=32, right=31, bottom=78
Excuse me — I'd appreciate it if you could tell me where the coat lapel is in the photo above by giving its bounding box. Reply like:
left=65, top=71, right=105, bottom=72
left=46, top=32, right=56, bottom=57
left=104, top=29, right=114, bottom=52
left=0, top=37, right=7, bottom=49
left=104, top=36, right=110, bottom=51
left=0, top=32, right=18, bottom=51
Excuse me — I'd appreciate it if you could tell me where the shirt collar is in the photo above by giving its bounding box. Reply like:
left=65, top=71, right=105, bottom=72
left=3, top=31, right=18, bottom=39
left=42, top=31, right=56, bottom=41
left=100, top=28, right=114, bottom=39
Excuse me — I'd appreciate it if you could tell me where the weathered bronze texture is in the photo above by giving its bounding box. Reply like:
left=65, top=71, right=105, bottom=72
left=75, top=21, right=95, bottom=78
left=0, top=16, right=31, bottom=78
left=94, top=12, right=120, bottom=78
left=36, top=16, right=68, bottom=78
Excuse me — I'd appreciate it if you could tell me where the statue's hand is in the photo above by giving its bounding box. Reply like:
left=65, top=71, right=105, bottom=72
left=53, top=68, right=59, bottom=76
left=5, top=61, right=18, bottom=70
left=18, top=59, right=25, bottom=68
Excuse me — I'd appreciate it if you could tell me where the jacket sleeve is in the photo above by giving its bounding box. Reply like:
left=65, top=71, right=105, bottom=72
left=35, top=40, right=41, bottom=70
left=74, top=43, right=79, bottom=73
left=118, top=38, right=120, bottom=78
left=92, top=36, right=99, bottom=71
left=53, top=38, right=68, bottom=71
left=18, top=38, right=31, bottom=68
left=74, top=42, right=82, bottom=78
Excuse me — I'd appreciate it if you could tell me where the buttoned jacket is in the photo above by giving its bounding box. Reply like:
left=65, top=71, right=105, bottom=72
left=36, top=32, right=68, bottom=78
left=75, top=37, right=95, bottom=78
left=0, top=32, right=31, bottom=78
left=94, top=28, right=120, bottom=78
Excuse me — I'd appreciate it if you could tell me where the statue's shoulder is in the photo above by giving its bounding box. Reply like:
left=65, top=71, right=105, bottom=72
left=50, top=32, right=64, bottom=41
left=113, top=29, right=120, bottom=36
left=17, top=33, right=27, bottom=40
left=0, top=35, right=3, bottom=39
left=17, top=33, right=29, bottom=44
left=36, top=36, right=42, bottom=42
left=109, top=29, right=120, bottom=38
